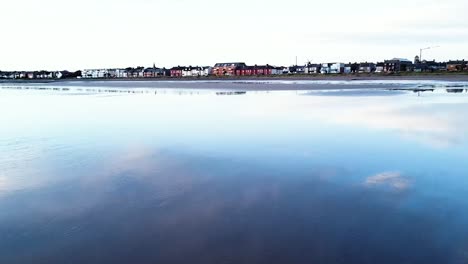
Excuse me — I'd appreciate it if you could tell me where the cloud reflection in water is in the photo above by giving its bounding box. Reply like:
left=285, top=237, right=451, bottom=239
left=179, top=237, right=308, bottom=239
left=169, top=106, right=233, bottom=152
left=365, top=172, right=411, bottom=191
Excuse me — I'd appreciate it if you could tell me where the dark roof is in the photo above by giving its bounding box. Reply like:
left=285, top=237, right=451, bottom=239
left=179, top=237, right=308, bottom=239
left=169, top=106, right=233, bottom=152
left=214, top=62, right=246, bottom=67
left=447, top=60, right=466, bottom=64
left=240, top=65, right=275, bottom=70
left=359, top=62, right=375, bottom=67
left=289, top=65, right=306, bottom=69
left=385, top=58, right=412, bottom=63
left=183, top=66, right=208, bottom=71
left=144, top=67, right=162, bottom=72
left=384, top=60, right=413, bottom=64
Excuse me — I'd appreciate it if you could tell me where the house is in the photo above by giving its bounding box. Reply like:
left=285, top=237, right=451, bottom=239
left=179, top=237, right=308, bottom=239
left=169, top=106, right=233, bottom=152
left=331, top=63, right=345, bottom=74
left=375, top=62, right=385, bottom=73
left=321, top=63, right=344, bottom=74
left=143, top=64, right=166, bottom=78
left=26, top=72, right=36, bottom=79
left=0, top=71, right=21, bottom=79
left=321, top=63, right=332, bottom=74
left=213, top=62, right=247, bottom=76
left=235, top=66, right=251, bottom=76
left=36, top=71, right=55, bottom=79
left=200, top=66, right=212, bottom=76
left=136, top=67, right=145, bottom=78
left=384, top=58, right=413, bottom=72
left=55, top=71, right=80, bottom=79
left=320, top=63, right=344, bottom=74
left=305, top=63, right=321, bottom=74
left=447, top=60, right=467, bottom=72
left=182, top=66, right=212, bottom=77
left=54, top=71, right=65, bottom=79
left=253, top=65, right=274, bottom=75
left=359, top=62, right=376, bottom=73
left=115, top=68, right=129, bottom=78
left=235, top=65, right=276, bottom=76
left=271, top=67, right=284, bottom=75
left=170, top=66, right=184, bottom=77
left=143, top=68, right=158, bottom=78
left=82, top=69, right=111, bottom=78
left=104, top=69, right=116, bottom=78
left=143, top=67, right=165, bottom=78
left=414, top=60, right=447, bottom=72
left=288, top=65, right=306, bottom=74
left=8, top=72, right=21, bottom=79
left=125, top=67, right=144, bottom=78
left=344, top=63, right=353, bottom=74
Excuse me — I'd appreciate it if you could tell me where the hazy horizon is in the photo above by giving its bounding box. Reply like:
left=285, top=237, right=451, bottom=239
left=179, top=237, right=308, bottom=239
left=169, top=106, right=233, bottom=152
left=1, top=0, right=468, bottom=71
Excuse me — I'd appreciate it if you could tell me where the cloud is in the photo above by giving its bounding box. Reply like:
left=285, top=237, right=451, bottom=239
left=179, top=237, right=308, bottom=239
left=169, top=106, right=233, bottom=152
left=364, top=172, right=410, bottom=191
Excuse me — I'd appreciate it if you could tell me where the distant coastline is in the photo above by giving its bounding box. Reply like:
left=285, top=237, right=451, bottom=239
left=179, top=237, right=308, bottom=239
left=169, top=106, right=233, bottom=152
left=2, top=72, right=468, bottom=84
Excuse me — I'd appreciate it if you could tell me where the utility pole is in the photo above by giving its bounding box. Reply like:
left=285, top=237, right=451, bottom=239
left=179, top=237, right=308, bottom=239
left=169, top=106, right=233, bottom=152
left=420, top=46, right=440, bottom=61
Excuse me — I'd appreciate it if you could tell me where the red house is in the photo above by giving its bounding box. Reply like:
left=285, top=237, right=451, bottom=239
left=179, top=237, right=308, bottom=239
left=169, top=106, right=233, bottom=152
left=235, top=65, right=274, bottom=76
left=170, top=66, right=184, bottom=77
left=212, top=62, right=247, bottom=76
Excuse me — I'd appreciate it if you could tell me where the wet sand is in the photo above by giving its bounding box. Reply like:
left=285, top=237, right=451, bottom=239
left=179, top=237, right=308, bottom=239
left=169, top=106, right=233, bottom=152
left=2, top=75, right=468, bottom=91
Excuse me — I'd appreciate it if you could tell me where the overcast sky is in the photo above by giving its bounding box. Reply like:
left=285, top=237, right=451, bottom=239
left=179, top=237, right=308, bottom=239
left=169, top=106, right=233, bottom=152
left=1, top=0, right=467, bottom=70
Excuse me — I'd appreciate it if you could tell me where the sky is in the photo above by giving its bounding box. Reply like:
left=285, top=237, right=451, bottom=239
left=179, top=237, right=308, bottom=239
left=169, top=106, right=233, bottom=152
left=1, top=0, right=468, bottom=71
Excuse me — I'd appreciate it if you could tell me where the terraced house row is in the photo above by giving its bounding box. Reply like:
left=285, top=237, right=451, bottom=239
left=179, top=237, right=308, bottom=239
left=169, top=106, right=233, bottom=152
left=1, top=58, right=467, bottom=80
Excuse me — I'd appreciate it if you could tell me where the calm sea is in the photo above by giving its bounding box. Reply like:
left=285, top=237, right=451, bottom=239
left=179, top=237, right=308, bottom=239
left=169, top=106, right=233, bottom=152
left=1, top=82, right=468, bottom=263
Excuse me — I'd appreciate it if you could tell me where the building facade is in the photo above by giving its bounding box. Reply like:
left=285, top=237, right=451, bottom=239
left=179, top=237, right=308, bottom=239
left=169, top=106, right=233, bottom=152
left=305, top=63, right=321, bottom=74
left=384, top=58, right=413, bottom=73
left=447, top=60, right=467, bottom=72
left=235, top=65, right=276, bottom=76
left=212, top=63, right=247, bottom=76
left=359, top=62, right=376, bottom=73
left=170, top=66, right=184, bottom=77
left=182, top=66, right=212, bottom=77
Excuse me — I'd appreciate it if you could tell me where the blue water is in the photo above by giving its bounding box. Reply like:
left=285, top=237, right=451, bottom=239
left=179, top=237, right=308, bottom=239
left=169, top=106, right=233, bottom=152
left=1, top=85, right=468, bottom=263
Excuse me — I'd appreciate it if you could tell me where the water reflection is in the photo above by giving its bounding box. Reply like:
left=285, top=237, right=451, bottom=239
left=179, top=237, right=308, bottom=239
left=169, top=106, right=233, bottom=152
left=364, top=171, right=411, bottom=191
left=0, top=86, right=468, bottom=263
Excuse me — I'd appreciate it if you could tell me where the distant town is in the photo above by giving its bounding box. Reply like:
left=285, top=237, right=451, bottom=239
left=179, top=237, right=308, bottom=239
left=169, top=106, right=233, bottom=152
left=1, top=57, right=468, bottom=80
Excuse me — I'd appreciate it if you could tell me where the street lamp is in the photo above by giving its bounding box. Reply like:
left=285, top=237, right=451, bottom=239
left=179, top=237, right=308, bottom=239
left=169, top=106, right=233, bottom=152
left=420, top=46, right=440, bottom=61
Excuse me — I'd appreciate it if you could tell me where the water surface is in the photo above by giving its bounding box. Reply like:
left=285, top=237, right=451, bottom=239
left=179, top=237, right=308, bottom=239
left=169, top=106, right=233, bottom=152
left=1, top=84, right=468, bottom=263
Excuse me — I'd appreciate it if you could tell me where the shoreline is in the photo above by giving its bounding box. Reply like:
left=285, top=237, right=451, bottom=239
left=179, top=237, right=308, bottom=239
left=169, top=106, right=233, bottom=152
left=2, top=74, right=468, bottom=92
left=2, top=73, right=468, bottom=84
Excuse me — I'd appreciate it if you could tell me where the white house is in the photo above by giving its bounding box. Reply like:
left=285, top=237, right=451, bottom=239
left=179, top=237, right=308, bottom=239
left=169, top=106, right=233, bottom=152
left=182, top=66, right=212, bottom=77
left=115, top=69, right=129, bottom=78
left=321, top=63, right=331, bottom=74
left=330, top=63, right=345, bottom=74
left=82, top=69, right=110, bottom=78
left=344, top=64, right=352, bottom=74
left=271, top=67, right=284, bottom=75
left=305, top=64, right=321, bottom=74
left=375, top=63, right=385, bottom=73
